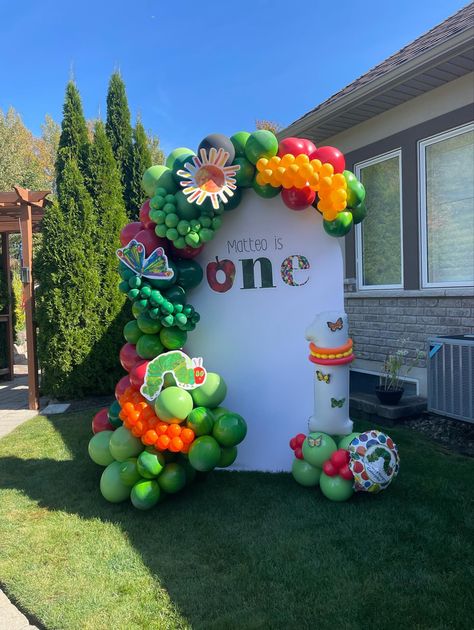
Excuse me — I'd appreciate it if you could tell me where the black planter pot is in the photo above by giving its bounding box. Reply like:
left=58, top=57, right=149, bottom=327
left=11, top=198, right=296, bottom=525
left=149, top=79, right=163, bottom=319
left=375, top=386, right=404, bottom=406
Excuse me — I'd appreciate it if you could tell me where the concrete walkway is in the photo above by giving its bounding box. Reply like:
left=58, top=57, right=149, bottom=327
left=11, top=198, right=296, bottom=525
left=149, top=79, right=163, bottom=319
left=0, top=589, right=39, bottom=629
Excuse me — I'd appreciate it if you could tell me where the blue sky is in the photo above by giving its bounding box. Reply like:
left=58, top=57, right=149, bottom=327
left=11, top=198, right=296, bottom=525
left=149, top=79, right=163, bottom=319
left=0, top=0, right=469, bottom=156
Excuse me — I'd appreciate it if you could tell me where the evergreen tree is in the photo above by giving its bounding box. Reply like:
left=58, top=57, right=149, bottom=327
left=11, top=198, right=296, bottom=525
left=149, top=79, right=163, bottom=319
left=128, top=118, right=152, bottom=219
left=55, top=82, right=89, bottom=187
left=105, top=72, right=133, bottom=212
left=84, top=120, right=129, bottom=389
left=36, top=158, right=101, bottom=398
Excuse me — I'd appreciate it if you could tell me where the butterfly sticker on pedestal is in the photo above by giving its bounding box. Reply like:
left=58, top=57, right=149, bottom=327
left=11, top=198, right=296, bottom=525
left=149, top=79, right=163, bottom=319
left=116, top=239, right=174, bottom=280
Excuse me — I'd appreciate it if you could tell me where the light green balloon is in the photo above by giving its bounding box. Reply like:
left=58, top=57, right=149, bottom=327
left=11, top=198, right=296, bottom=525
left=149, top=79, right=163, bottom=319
left=142, top=165, right=177, bottom=196
left=302, top=432, right=337, bottom=468
left=108, top=426, right=144, bottom=462
left=292, top=458, right=321, bottom=487
left=191, top=373, right=227, bottom=408
left=166, top=147, right=194, bottom=171
left=119, top=458, right=142, bottom=487
left=88, top=431, right=114, bottom=467
left=230, top=131, right=250, bottom=157
left=154, top=386, right=194, bottom=422
left=337, top=432, right=361, bottom=450
left=100, top=461, right=132, bottom=503
left=320, top=473, right=354, bottom=502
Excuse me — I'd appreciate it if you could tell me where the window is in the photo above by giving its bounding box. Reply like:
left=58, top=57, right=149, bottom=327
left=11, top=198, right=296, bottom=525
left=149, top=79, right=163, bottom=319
left=355, top=150, right=403, bottom=289
left=419, top=123, right=474, bottom=288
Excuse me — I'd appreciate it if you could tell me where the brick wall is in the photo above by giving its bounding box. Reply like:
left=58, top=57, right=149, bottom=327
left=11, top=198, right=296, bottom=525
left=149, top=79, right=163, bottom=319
left=345, top=296, right=474, bottom=367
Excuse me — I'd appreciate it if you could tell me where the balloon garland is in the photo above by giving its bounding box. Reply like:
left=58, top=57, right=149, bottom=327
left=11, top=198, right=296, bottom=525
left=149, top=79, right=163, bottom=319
left=88, top=129, right=369, bottom=510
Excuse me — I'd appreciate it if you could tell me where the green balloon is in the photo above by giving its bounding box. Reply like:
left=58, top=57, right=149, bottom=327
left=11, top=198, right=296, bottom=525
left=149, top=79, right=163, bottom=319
left=166, top=147, right=194, bottom=171
left=142, top=165, right=177, bottom=196
left=337, top=432, right=361, bottom=450
left=188, top=436, right=221, bottom=472
left=136, top=450, right=164, bottom=479
left=211, top=406, right=229, bottom=420
left=174, top=259, right=203, bottom=290
left=131, top=479, right=161, bottom=510
left=157, top=463, right=186, bottom=493
left=119, top=458, right=142, bottom=487
left=88, top=431, right=114, bottom=467
left=217, top=445, right=238, bottom=468
left=163, top=285, right=186, bottom=305
left=123, top=320, right=143, bottom=344
left=175, top=190, right=201, bottom=220
left=137, top=313, right=162, bottom=335
left=160, top=326, right=187, bottom=350
left=252, top=179, right=281, bottom=198
left=230, top=131, right=250, bottom=157
left=244, top=130, right=278, bottom=165
left=108, top=401, right=122, bottom=428
left=186, top=406, right=215, bottom=436
left=320, top=473, right=354, bottom=502
left=233, top=157, right=255, bottom=188
left=292, top=458, right=321, bottom=487
left=108, top=426, right=144, bottom=462
left=155, top=386, right=194, bottom=422
left=323, top=212, right=353, bottom=238
left=212, top=413, right=247, bottom=447
left=223, top=187, right=242, bottom=211
left=191, top=372, right=227, bottom=408
left=171, top=152, right=196, bottom=184
left=351, top=202, right=367, bottom=224
left=302, top=432, right=337, bottom=468
left=100, top=461, right=132, bottom=503
left=136, top=333, right=164, bottom=359
left=343, top=170, right=366, bottom=208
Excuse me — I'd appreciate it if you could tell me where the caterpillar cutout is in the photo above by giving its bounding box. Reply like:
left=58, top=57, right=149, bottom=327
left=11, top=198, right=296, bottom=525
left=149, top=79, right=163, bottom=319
left=141, top=350, right=207, bottom=401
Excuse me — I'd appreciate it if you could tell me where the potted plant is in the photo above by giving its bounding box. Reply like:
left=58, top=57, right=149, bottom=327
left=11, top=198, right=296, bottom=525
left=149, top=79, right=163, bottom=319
left=375, top=344, right=424, bottom=405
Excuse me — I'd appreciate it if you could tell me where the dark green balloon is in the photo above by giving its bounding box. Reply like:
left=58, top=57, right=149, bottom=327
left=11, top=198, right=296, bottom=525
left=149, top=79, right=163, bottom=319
left=157, top=463, right=186, bottom=494
left=174, top=259, right=203, bottom=290
left=351, top=202, right=367, bottom=224
left=217, top=446, right=238, bottom=468
left=163, top=285, right=186, bottom=305
left=159, top=326, right=187, bottom=350
left=252, top=179, right=281, bottom=199
left=118, top=263, right=135, bottom=281
left=186, top=407, right=215, bottom=436
left=230, top=131, right=250, bottom=157
left=233, top=157, right=255, bottom=188
left=171, top=152, right=196, bottom=184
left=323, top=212, right=353, bottom=238
left=166, top=147, right=194, bottom=170
left=108, top=400, right=122, bottom=428
left=137, top=312, right=162, bottom=335
left=132, top=301, right=148, bottom=318
left=136, top=334, right=164, bottom=359
left=175, top=190, right=201, bottom=220
left=223, top=187, right=242, bottom=211
left=131, top=479, right=161, bottom=510
left=123, top=320, right=143, bottom=344
left=211, top=406, right=229, bottom=420
left=212, top=412, right=247, bottom=447
left=188, top=436, right=221, bottom=472
left=136, top=450, right=165, bottom=479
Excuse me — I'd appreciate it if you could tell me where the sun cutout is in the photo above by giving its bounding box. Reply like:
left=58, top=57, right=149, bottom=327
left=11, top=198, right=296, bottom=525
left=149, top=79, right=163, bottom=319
left=177, top=147, right=240, bottom=209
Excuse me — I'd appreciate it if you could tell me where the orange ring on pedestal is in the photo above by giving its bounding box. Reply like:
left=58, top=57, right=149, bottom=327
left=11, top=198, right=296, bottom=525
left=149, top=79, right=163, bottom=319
left=309, top=339, right=353, bottom=355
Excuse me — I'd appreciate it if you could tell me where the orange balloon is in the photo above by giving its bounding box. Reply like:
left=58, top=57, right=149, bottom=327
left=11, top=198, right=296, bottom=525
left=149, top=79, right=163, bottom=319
left=310, top=159, right=322, bottom=171
left=157, top=434, right=170, bottom=449
left=180, top=428, right=195, bottom=444
left=320, top=162, right=334, bottom=177
left=157, top=422, right=168, bottom=435
left=169, top=437, right=184, bottom=452
left=167, top=423, right=182, bottom=438
left=280, top=153, right=295, bottom=167
left=143, top=430, right=158, bottom=445
left=295, top=153, right=310, bottom=166
left=255, top=172, right=267, bottom=186
left=256, top=157, right=268, bottom=172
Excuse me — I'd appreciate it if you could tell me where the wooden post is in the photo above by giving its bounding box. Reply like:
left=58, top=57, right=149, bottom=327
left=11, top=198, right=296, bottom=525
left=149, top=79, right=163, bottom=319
left=19, top=203, right=39, bottom=410
left=1, top=232, right=14, bottom=379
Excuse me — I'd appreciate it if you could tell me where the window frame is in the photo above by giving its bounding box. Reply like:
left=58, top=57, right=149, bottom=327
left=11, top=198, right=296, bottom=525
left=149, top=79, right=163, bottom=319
left=418, top=122, right=474, bottom=289
left=354, top=148, right=404, bottom=291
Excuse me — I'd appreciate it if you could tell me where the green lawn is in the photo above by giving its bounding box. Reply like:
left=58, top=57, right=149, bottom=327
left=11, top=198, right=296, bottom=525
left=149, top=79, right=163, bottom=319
left=0, top=411, right=472, bottom=630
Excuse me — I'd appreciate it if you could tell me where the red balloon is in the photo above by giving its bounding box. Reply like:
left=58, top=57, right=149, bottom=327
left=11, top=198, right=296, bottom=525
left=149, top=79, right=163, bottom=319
left=139, top=200, right=154, bottom=229
left=331, top=448, right=350, bottom=470
left=169, top=242, right=204, bottom=259
left=278, top=137, right=317, bottom=157
left=119, top=343, right=140, bottom=372
left=135, top=228, right=166, bottom=257
left=129, top=360, right=149, bottom=389
left=281, top=186, right=315, bottom=211
left=323, top=460, right=338, bottom=477
left=92, top=408, right=114, bottom=434
left=339, top=464, right=354, bottom=481
left=309, top=146, right=345, bottom=173
left=115, top=375, right=131, bottom=400
left=289, top=437, right=297, bottom=450
left=295, top=433, right=306, bottom=447
left=294, top=447, right=304, bottom=460
left=120, top=222, right=143, bottom=246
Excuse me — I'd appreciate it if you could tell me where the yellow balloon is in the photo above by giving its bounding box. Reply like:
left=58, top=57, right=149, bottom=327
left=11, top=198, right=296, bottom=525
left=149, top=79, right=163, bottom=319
left=269, top=155, right=281, bottom=168
left=270, top=174, right=281, bottom=188
left=310, top=159, right=322, bottom=171
left=334, top=201, right=347, bottom=212
left=295, top=153, right=310, bottom=166
left=332, top=173, right=346, bottom=188
left=299, top=163, right=313, bottom=178
left=308, top=173, right=320, bottom=187
left=323, top=210, right=339, bottom=221
left=294, top=175, right=308, bottom=189
left=320, top=163, right=334, bottom=177
left=282, top=175, right=294, bottom=189
left=331, top=189, right=347, bottom=204
left=289, top=164, right=299, bottom=176
left=273, top=167, right=286, bottom=183
left=255, top=172, right=267, bottom=186
left=280, top=153, right=295, bottom=167
left=256, top=158, right=269, bottom=172
left=319, top=176, right=333, bottom=192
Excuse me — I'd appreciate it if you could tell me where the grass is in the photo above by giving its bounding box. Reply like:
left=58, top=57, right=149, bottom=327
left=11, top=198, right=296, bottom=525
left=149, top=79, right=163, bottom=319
left=0, top=411, right=473, bottom=630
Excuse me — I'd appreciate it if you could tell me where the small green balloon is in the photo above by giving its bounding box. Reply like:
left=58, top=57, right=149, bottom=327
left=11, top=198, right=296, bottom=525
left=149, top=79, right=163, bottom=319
left=166, top=147, right=194, bottom=170
left=186, top=407, right=215, bottom=436
left=323, top=212, right=353, bottom=238
left=337, top=432, right=361, bottom=450
left=252, top=179, right=281, bottom=198
left=351, top=202, right=367, bottom=224
left=302, top=432, right=337, bottom=468
left=119, top=458, right=142, bottom=487
left=217, top=445, right=238, bottom=468
left=320, top=473, right=354, bottom=502
left=136, top=450, right=164, bottom=479
left=233, top=157, right=255, bottom=188
left=132, top=301, right=148, bottom=318
left=136, top=313, right=162, bottom=335
left=108, top=426, right=144, bottom=462
left=191, top=372, right=227, bottom=408
left=142, top=165, right=177, bottom=196
left=212, top=413, right=247, bottom=447
left=292, top=458, right=321, bottom=487
left=244, top=130, right=278, bottom=164
left=188, top=436, right=221, bottom=472
left=131, top=479, right=161, bottom=510
left=157, top=463, right=186, bottom=493
left=155, top=386, right=194, bottom=422
left=123, top=320, right=143, bottom=344
left=88, top=431, right=115, bottom=467
left=100, top=461, right=132, bottom=503
left=160, top=326, right=187, bottom=350
left=230, top=131, right=250, bottom=157
left=136, top=333, right=164, bottom=359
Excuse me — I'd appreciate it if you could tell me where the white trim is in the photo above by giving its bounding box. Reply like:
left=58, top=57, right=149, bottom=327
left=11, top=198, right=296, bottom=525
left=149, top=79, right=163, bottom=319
left=418, top=122, right=474, bottom=289
left=354, top=149, right=404, bottom=290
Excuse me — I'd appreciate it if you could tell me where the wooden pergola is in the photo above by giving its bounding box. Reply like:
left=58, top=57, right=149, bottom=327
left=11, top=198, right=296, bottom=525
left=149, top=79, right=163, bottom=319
left=0, top=187, right=50, bottom=409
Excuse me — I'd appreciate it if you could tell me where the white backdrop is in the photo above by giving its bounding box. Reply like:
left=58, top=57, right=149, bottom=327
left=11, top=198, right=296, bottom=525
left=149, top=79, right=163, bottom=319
left=186, top=190, right=344, bottom=471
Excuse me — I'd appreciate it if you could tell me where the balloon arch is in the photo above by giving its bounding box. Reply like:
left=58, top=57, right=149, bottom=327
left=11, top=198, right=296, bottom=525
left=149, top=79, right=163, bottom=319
left=87, top=130, right=399, bottom=509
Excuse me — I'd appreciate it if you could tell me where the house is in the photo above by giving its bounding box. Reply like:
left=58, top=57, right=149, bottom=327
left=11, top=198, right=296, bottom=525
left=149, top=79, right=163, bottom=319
left=281, top=3, right=474, bottom=401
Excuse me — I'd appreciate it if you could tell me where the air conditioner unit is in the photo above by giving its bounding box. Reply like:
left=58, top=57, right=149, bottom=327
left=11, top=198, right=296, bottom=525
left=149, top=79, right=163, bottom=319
left=428, top=335, right=474, bottom=423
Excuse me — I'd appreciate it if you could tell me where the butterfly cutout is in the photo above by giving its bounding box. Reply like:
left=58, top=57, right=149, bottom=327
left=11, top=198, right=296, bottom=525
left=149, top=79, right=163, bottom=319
left=116, top=239, right=174, bottom=280
left=307, top=435, right=322, bottom=448
left=331, top=397, right=345, bottom=408
left=316, top=370, right=330, bottom=384
left=327, top=317, right=343, bottom=332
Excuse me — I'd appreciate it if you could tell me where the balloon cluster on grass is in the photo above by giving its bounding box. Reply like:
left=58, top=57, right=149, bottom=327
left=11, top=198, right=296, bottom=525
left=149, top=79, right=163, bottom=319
left=290, top=430, right=399, bottom=501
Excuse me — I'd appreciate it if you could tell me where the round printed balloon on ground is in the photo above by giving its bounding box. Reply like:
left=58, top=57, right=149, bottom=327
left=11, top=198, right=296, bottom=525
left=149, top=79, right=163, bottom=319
left=348, top=430, right=399, bottom=493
